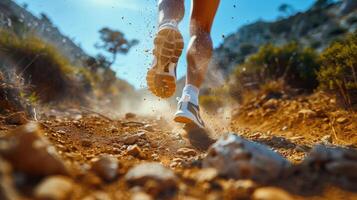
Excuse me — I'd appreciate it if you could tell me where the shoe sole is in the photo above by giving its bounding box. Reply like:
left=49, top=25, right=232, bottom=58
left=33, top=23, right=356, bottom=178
left=146, top=28, right=184, bottom=98
left=174, top=115, right=193, bottom=124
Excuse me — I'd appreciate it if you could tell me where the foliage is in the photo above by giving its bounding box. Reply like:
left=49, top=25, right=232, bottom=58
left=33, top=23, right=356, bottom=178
left=0, top=29, right=86, bottom=102
left=228, top=42, right=320, bottom=102
left=318, top=32, right=357, bottom=107
left=199, top=87, right=228, bottom=113
left=95, top=27, right=139, bottom=66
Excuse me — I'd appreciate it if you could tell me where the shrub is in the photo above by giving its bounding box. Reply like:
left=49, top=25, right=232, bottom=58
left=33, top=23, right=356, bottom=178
left=231, top=42, right=320, bottom=94
left=0, top=29, right=87, bottom=103
left=199, top=87, right=227, bottom=113
left=318, top=32, right=357, bottom=107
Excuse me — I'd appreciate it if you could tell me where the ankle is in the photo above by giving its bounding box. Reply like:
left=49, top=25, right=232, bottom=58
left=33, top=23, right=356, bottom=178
left=182, top=84, right=199, bottom=105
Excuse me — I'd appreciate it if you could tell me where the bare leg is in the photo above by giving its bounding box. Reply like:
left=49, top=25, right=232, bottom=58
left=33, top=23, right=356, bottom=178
left=147, top=0, right=185, bottom=98
left=186, top=0, right=220, bottom=87
left=158, top=0, right=185, bottom=25
left=174, top=0, right=220, bottom=128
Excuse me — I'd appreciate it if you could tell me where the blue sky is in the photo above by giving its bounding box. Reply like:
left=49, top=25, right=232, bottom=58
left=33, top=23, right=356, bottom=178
left=14, top=0, right=315, bottom=89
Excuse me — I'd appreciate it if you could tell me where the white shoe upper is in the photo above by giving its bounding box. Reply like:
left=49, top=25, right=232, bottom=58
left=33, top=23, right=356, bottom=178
left=174, top=95, right=205, bottom=128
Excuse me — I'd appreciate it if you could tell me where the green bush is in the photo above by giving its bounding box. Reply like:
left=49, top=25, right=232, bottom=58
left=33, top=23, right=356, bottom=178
left=318, top=32, right=357, bottom=107
left=0, top=29, right=87, bottom=103
left=199, top=87, right=228, bottom=113
left=232, top=42, right=320, bottom=93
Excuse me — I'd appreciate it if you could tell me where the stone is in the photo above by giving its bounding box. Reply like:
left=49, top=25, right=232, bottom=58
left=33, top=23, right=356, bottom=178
left=193, top=168, right=218, bottom=182
left=252, top=187, right=293, bottom=200
left=4, top=112, right=28, bottom=125
left=321, top=135, right=332, bottom=144
left=0, top=123, right=68, bottom=176
left=203, top=134, right=290, bottom=183
left=125, top=162, right=177, bottom=195
left=34, top=176, right=74, bottom=200
left=336, top=117, right=348, bottom=124
left=177, top=148, right=197, bottom=157
left=122, top=132, right=146, bottom=145
left=85, top=192, right=112, bottom=200
left=131, top=192, right=153, bottom=200
left=127, top=145, right=145, bottom=158
left=222, top=180, right=256, bottom=200
left=90, top=155, right=119, bottom=182
left=0, top=157, right=22, bottom=200
left=81, top=138, right=92, bottom=147
left=326, top=161, right=357, bottom=178
left=125, top=113, right=136, bottom=119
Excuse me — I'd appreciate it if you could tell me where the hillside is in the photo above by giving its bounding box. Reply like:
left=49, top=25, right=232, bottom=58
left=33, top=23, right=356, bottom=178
left=0, top=0, right=88, bottom=66
left=210, top=0, right=357, bottom=79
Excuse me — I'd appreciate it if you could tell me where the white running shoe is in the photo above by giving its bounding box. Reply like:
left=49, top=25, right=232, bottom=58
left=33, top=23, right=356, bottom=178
left=146, top=20, right=184, bottom=98
left=174, top=95, right=205, bottom=128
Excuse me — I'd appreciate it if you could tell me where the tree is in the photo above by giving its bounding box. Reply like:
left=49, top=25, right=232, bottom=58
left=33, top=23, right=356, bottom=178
left=95, top=28, right=139, bottom=66
left=278, top=3, right=295, bottom=17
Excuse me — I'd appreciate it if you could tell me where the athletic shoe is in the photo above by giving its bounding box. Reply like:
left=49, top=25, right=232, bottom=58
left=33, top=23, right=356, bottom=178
left=146, top=20, right=184, bottom=98
left=174, top=95, right=205, bottom=128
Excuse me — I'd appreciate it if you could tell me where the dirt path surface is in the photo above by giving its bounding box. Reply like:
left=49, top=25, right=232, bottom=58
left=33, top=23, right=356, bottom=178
left=1, top=95, right=357, bottom=200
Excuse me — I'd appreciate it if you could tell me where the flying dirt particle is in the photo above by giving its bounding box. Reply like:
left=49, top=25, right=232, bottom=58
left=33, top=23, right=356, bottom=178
left=222, top=34, right=225, bottom=38
left=233, top=5, right=236, bottom=8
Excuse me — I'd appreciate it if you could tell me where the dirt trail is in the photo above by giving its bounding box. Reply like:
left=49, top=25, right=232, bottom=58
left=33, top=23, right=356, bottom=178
left=1, top=99, right=357, bottom=199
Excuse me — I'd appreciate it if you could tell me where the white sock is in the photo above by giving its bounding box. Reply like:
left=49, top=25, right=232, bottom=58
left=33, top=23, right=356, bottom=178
left=181, top=84, right=199, bottom=105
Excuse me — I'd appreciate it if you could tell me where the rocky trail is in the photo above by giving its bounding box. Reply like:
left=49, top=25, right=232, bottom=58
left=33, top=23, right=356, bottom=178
left=1, top=98, right=357, bottom=200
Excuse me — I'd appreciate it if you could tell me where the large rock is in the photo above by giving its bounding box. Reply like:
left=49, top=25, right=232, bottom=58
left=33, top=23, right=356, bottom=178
left=304, top=145, right=357, bottom=179
left=34, top=176, right=74, bottom=200
left=203, top=134, right=290, bottom=182
left=125, top=162, right=177, bottom=196
left=0, top=122, right=68, bottom=176
left=90, top=155, right=119, bottom=182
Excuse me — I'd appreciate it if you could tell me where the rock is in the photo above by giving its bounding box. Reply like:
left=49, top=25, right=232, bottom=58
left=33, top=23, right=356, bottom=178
left=81, top=138, right=92, bottom=147
left=0, top=157, right=22, bottom=200
left=34, top=176, right=74, bottom=200
left=0, top=122, right=68, bottom=176
left=125, top=113, right=136, bottom=119
left=4, top=112, right=28, bottom=125
left=90, top=155, right=119, bottom=182
left=336, top=117, right=348, bottom=124
left=122, top=132, right=146, bottom=145
left=222, top=180, right=256, bottom=200
left=143, top=124, right=154, bottom=132
left=252, top=187, right=293, bottom=200
left=131, top=192, right=153, bottom=200
left=193, top=168, right=218, bottom=182
left=82, top=192, right=112, bottom=200
left=203, top=134, right=290, bottom=183
left=326, top=161, right=357, bottom=178
left=177, top=148, right=197, bottom=157
left=125, top=162, right=177, bottom=195
left=321, top=135, right=332, bottom=144
left=126, top=145, right=145, bottom=158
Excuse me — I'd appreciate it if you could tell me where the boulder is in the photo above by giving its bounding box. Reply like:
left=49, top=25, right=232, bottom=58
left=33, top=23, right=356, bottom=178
left=203, top=134, right=290, bottom=183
